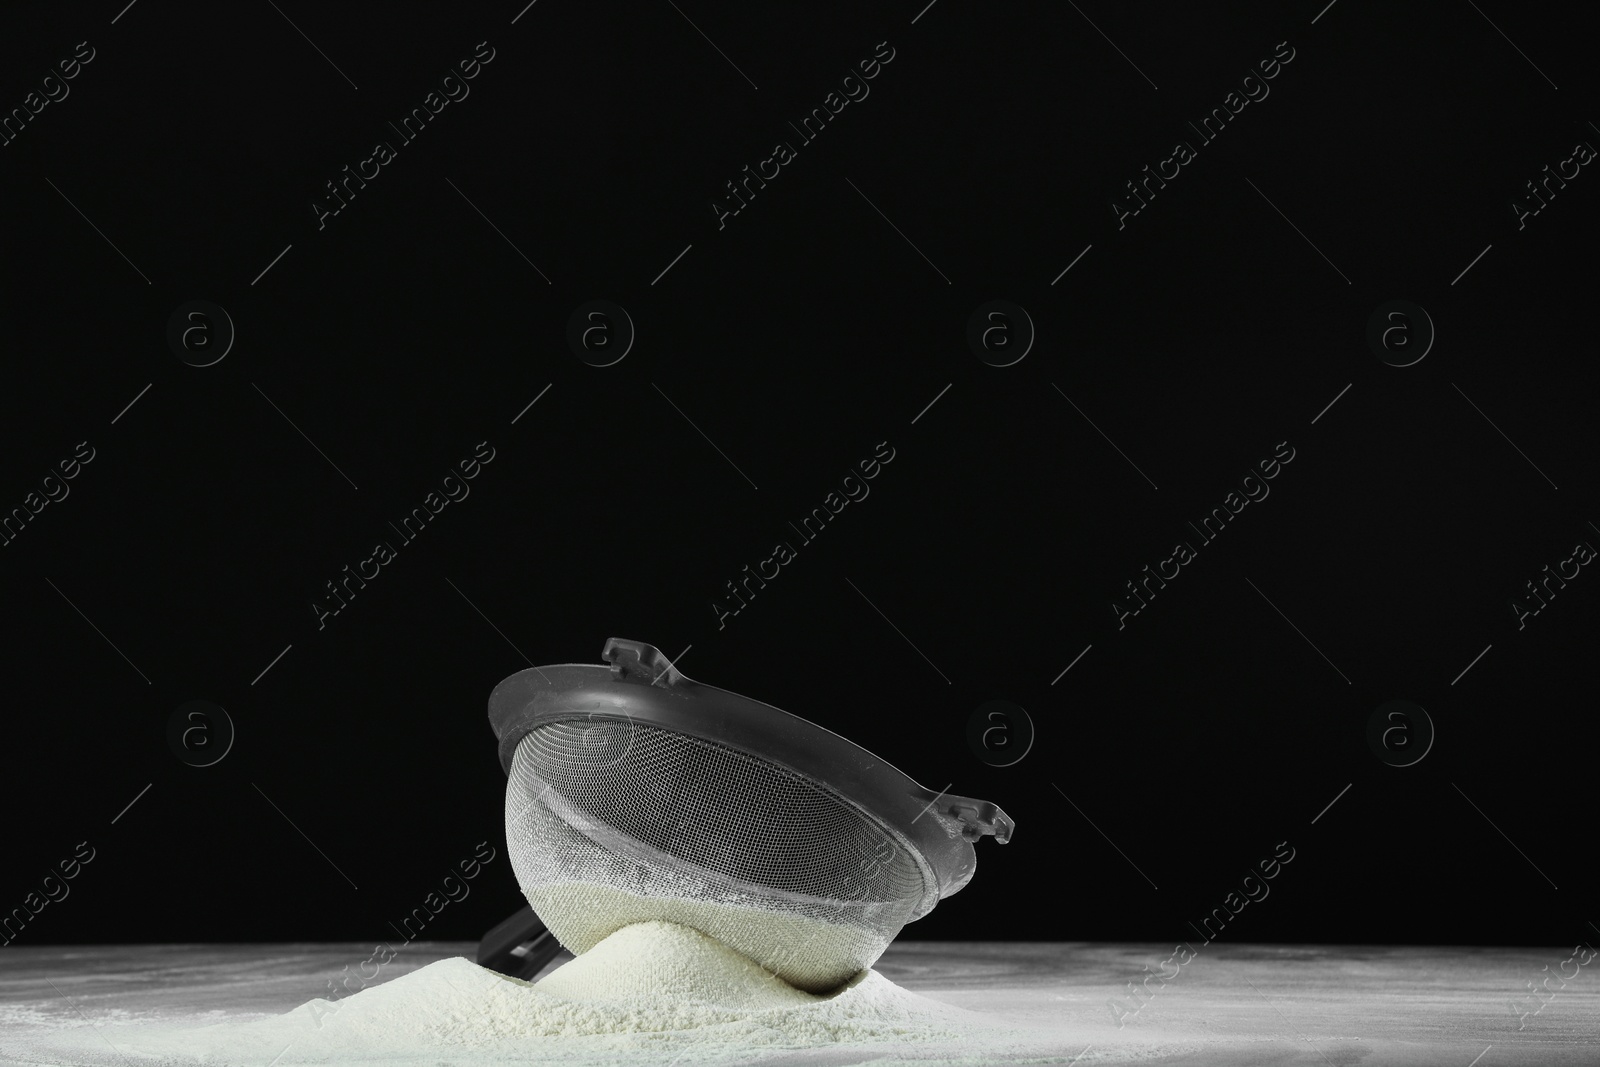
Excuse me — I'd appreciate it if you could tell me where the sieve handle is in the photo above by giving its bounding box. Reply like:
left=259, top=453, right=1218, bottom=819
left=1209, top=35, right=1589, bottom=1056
left=913, top=788, right=1015, bottom=845
left=602, top=638, right=687, bottom=687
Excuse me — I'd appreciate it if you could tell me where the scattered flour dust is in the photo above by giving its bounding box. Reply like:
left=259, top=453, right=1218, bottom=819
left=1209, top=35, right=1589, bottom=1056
left=8, top=922, right=1062, bottom=1067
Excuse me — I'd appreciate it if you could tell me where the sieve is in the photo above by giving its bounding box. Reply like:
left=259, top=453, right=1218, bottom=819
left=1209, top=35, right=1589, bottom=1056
left=488, top=638, right=1014, bottom=992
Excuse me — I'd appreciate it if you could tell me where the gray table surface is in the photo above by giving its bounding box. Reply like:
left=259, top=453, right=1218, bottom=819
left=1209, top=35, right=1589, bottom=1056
left=2, top=942, right=1595, bottom=1065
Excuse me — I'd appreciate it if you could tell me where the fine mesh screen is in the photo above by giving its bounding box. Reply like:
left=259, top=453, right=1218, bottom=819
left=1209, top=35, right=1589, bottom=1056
left=504, top=718, right=939, bottom=992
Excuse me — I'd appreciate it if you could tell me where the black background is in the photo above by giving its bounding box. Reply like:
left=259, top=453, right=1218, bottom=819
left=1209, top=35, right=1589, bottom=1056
left=2, top=0, right=1596, bottom=952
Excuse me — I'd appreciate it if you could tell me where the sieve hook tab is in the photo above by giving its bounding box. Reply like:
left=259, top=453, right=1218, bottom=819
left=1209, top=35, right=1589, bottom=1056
left=922, top=790, right=1014, bottom=845
left=602, top=638, right=686, bottom=688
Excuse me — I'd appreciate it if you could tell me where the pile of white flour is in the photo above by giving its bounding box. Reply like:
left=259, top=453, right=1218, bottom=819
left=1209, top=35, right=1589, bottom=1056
left=7, top=922, right=1044, bottom=1066
left=523, top=880, right=890, bottom=992
left=531, top=918, right=825, bottom=1009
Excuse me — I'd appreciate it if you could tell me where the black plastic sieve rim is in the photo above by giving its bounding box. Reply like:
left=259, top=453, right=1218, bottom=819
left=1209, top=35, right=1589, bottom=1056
left=487, top=638, right=1014, bottom=901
